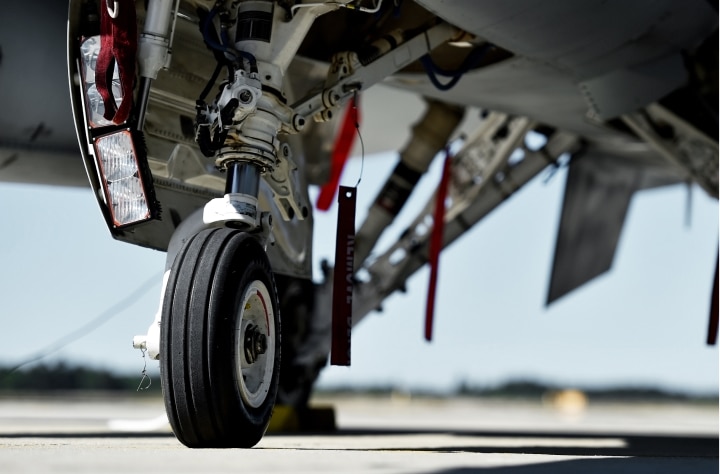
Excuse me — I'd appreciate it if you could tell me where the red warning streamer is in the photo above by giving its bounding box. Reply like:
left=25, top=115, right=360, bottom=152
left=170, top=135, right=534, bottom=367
left=316, top=98, right=360, bottom=211
left=425, top=150, right=453, bottom=342
left=95, top=0, right=137, bottom=124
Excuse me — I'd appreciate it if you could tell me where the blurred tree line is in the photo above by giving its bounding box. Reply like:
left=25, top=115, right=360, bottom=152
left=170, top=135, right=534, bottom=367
left=0, top=362, right=161, bottom=393
left=0, top=362, right=715, bottom=401
left=319, top=380, right=717, bottom=401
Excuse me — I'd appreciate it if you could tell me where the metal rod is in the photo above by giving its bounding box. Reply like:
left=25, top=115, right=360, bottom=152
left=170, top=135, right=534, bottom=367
left=225, top=162, right=261, bottom=196
left=135, top=77, right=153, bottom=131
left=144, top=0, right=174, bottom=37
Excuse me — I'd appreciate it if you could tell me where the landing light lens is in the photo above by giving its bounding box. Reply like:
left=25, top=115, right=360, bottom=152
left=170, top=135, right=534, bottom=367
left=94, top=131, right=151, bottom=227
left=79, top=36, right=122, bottom=128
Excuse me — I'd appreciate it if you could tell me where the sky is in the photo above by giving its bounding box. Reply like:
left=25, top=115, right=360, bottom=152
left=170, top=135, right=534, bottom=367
left=0, top=151, right=717, bottom=395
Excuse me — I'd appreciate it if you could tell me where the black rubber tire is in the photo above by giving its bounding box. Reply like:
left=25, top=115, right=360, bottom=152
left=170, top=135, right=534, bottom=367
left=160, top=228, right=281, bottom=448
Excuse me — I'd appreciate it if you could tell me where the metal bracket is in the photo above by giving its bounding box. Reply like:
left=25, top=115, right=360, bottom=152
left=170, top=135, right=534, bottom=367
left=266, top=143, right=308, bottom=221
left=292, top=22, right=459, bottom=121
left=621, top=103, right=718, bottom=198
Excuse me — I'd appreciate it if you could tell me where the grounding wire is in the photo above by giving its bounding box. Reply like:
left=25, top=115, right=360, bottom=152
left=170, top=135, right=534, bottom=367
left=353, top=93, right=364, bottom=187
left=2, top=272, right=163, bottom=376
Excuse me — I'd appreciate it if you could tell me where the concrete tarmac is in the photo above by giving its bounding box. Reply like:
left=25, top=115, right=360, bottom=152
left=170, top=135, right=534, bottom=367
left=0, top=393, right=716, bottom=473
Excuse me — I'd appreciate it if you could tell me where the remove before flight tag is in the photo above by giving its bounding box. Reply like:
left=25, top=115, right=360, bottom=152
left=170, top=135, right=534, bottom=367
left=331, top=186, right=357, bottom=366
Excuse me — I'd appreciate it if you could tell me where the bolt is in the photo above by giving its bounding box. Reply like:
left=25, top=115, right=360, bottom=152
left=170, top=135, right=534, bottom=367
left=294, top=115, right=306, bottom=131
left=238, top=89, right=253, bottom=104
left=244, top=323, right=268, bottom=364
left=254, top=333, right=267, bottom=355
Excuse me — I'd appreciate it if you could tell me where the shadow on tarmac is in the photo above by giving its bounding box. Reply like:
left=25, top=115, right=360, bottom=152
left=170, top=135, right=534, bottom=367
left=4, top=427, right=714, bottom=458
left=1, top=428, right=716, bottom=473
left=325, top=428, right=718, bottom=458
left=0, top=432, right=173, bottom=439
left=428, top=457, right=718, bottom=474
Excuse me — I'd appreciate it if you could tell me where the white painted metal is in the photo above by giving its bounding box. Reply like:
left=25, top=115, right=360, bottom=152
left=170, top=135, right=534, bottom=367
left=235, top=280, right=276, bottom=409
left=203, top=193, right=261, bottom=229
left=133, top=270, right=171, bottom=360
left=291, top=22, right=459, bottom=121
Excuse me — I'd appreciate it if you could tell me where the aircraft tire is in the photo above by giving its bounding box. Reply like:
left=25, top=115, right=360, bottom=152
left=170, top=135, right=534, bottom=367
left=160, top=228, right=280, bottom=448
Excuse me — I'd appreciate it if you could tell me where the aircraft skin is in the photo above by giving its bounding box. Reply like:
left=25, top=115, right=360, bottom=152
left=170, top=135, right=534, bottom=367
left=0, top=0, right=717, bottom=448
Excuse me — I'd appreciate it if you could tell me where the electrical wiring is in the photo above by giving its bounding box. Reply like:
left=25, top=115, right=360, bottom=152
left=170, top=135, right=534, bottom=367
left=201, top=5, right=258, bottom=73
left=421, top=43, right=493, bottom=91
left=201, top=5, right=227, bottom=53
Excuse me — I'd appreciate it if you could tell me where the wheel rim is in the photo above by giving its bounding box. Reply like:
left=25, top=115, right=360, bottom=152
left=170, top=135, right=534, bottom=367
left=235, top=280, right=275, bottom=409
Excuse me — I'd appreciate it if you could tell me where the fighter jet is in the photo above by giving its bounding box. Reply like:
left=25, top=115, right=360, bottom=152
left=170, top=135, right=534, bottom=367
left=0, top=0, right=716, bottom=448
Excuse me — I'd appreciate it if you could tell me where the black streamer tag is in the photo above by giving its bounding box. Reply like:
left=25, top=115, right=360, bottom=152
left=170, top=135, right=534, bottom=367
left=331, top=186, right=356, bottom=366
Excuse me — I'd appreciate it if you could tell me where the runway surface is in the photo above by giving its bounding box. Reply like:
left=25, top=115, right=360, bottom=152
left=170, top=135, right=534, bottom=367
left=0, top=393, right=716, bottom=473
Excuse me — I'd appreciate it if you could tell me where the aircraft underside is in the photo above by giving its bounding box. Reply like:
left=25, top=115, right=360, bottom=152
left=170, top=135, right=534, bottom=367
left=0, top=0, right=716, bottom=448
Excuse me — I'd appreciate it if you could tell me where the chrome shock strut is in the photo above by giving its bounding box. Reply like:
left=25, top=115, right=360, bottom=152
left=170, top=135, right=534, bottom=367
left=222, top=161, right=261, bottom=229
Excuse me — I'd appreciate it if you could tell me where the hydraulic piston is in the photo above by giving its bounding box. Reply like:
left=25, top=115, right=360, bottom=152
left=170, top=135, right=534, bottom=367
left=354, top=99, right=464, bottom=266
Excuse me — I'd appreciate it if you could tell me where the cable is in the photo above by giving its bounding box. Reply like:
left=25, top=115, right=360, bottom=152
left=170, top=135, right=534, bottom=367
left=2, top=272, right=163, bottom=376
left=353, top=93, right=365, bottom=187
left=353, top=0, right=384, bottom=13
left=290, top=0, right=384, bottom=17
left=421, top=56, right=462, bottom=91
left=199, top=61, right=224, bottom=102
left=421, top=43, right=492, bottom=91
left=201, top=5, right=258, bottom=73
left=202, top=5, right=227, bottom=53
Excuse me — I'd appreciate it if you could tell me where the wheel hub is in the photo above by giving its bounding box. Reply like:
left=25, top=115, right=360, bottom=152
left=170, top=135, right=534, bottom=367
left=244, top=323, right=268, bottom=364
left=235, top=280, right=275, bottom=409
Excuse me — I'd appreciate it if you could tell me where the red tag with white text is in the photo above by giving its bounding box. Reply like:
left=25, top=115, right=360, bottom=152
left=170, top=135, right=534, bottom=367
left=331, top=186, right=356, bottom=366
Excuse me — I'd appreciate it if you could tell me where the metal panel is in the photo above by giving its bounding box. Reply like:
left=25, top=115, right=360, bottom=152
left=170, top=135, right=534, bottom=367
left=546, top=146, right=681, bottom=303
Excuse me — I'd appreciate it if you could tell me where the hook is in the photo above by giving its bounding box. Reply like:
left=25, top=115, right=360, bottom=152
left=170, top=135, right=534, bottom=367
left=107, top=0, right=119, bottom=18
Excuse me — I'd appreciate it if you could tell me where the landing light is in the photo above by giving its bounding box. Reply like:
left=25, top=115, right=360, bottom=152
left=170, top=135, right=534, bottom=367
left=78, top=36, right=155, bottom=228
left=79, top=35, right=121, bottom=128
left=94, top=130, right=152, bottom=227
